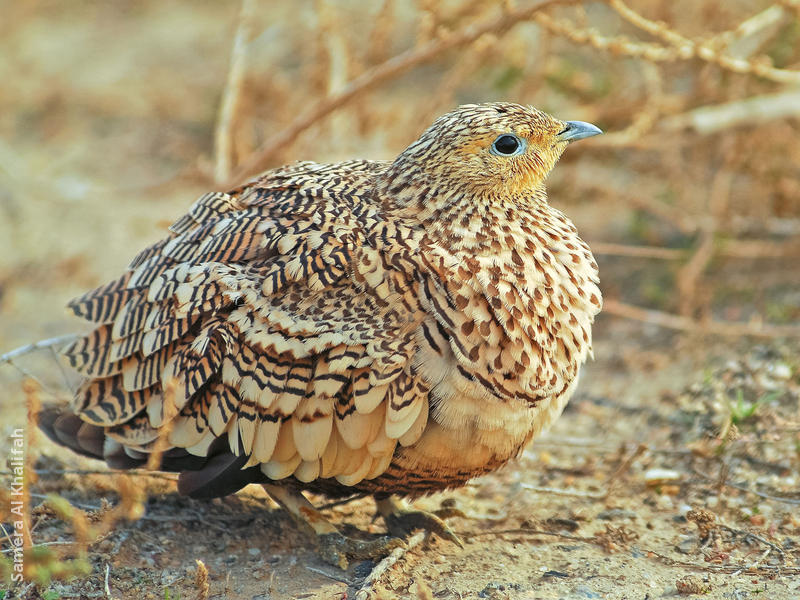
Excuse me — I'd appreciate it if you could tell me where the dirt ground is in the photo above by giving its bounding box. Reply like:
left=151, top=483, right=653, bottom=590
left=2, top=2, right=800, bottom=599
left=3, top=331, right=800, bottom=599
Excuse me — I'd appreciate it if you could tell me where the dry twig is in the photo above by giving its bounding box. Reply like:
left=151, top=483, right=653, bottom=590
left=227, top=0, right=578, bottom=184
left=645, top=547, right=800, bottom=575
left=591, top=242, right=685, bottom=260
left=521, top=443, right=645, bottom=499
left=692, top=467, right=800, bottom=505
left=354, top=530, right=425, bottom=600
left=607, top=0, right=800, bottom=84
left=214, top=0, right=256, bottom=184
left=104, top=563, right=113, bottom=600
left=603, top=299, right=800, bottom=338
left=1, top=334, right=78, bottom=364
left=661, top=90, right=800, bottom=135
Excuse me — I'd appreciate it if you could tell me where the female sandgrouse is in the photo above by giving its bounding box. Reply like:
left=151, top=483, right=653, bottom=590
left=40, top=102, right=603, bottom=566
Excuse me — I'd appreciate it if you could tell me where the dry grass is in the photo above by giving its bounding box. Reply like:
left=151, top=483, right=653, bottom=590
left=2, top=1, right=800, bottom=598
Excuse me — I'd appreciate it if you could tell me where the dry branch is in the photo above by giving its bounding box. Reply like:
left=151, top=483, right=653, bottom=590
left=104, top=563, right=112, bottom=600
left=591, top=242, right=684, bottom=260
left=607, top=0, right=800, bottom=84
left=593, top=240, right=800, bottom=262
left=603, top=299, right=800, bottom=338
left=521, top=443, right=645, bottom=500
left=227, top=0, right=578, bottom=184
left=715, top=5, right=789, bottom=59
left=661, top=90, right=800, bottom=135
left=214, top=0, right=256, bottom=184
left=533, top=12, right=680, bottom=63
left=0, top=334, right=78, bottom=364
left=354, top=530, right=425, bottom=600
left=692, top=467, right=800, bottom=505
left=644, top=547, right=800, bottom=575
left=534, top=2, right=800, bottom=85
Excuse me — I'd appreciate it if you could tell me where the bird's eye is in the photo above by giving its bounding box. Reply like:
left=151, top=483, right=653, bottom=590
left=490, top=134, right=525, bottom=157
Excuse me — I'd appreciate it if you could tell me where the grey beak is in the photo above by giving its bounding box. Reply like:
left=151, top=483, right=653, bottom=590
left=557, top=121, right=603, bottom=142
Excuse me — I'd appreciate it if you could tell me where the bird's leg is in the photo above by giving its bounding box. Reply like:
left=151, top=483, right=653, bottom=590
left=262, top=484, right=405, bottom=569
left=376, top=495, right=465, bottom=548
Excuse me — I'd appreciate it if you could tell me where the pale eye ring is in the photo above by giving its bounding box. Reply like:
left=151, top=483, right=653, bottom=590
left=490, top=134, right=526, bottom=157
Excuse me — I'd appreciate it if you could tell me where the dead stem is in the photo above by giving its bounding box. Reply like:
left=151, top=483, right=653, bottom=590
left=1, top=334, right=78, bottom=364
left=213, top=0, right=256, bottom=184
left=603, top=299, right=800, bottom=338
left=607, top=0, right=800, bottom=84
left=461, top=528, right=591, bottom=542
left=692, top=467, right=800, bottom=505
left=661, top=90, right=800, bottom=135
left=644, top=547, right=800, bottom=575
left=521, top=443, right=645, bottom=500
left=227, top=0, right=579, bottom=184
left=354, top=530, right=425, bottom=600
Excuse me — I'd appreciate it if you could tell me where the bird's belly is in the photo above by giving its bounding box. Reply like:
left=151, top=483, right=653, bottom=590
left=355, top=377, right=578, bottom=497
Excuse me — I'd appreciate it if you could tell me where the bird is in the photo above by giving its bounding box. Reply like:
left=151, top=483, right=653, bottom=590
left=38, top=102, right=603, bottom=567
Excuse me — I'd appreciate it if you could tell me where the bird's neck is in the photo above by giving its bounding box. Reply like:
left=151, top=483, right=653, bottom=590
left=378, top=167, right=551, bottom=253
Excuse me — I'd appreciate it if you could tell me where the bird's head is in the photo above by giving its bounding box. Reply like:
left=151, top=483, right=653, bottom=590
left=384, top=103, right=601, bottom=213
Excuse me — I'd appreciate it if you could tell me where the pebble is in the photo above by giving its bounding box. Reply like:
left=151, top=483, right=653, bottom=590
left=542, top=570, right=569, bottom=579
left=597, top=509, right=637, bottom=521
left=768, top=363, right=791, bottom=380
left=570, top=585, right=602, bottom=599
left=675, top=535, right=696, bottom=554
left=656, top=494, right=675, bottom=510
left=644, top=468, right=682, bottom=485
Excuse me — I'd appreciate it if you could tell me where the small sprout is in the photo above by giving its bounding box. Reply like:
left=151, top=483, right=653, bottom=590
left=728, top=389, right=762, bottom=425
left=164, top=588, right=181, bottom=600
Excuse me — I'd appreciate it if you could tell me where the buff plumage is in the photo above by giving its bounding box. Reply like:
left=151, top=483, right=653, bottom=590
left=41, top=102, right=602, bottom=503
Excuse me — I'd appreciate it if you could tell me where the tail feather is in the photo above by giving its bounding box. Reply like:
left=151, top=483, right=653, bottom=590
left=177, top=445, right=258, bottom=498
left=37, top=403, right=267, bottom=497
left=39, top=404, right=105, bottom=460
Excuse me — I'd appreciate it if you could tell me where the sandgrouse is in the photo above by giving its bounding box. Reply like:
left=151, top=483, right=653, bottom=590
left=39, top=102, right=602, bottom=566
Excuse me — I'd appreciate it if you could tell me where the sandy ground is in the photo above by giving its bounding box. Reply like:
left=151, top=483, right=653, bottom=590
left=3, top=328, right=799, bottom=599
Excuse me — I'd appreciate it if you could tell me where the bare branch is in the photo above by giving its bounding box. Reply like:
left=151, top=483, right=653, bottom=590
left=592, top=240, right=800, bottom=260
left=1, top=334, right=78, bottom=364
left=534, top=2, right=800, bottom=85
left=214, top=0, right=256, bottom=184
left=591, top=242, right=684, bottom=260
left=227, top=0, right=579, bottom=185
left=661, top=90, right=800, bottom=135
left=354, top=531, right=425, bottom=600
left=603, top=299, right=800, bottom=338
left=607, top=0, right=800, bottom=84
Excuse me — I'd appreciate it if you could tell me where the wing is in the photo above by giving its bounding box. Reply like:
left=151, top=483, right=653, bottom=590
left=60, top=160, right=430, bottom=493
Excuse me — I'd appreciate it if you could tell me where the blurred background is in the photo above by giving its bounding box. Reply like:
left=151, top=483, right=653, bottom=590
left=2, top=1, right=800, bottom=597
left=1, top=0, right=799, bottom=361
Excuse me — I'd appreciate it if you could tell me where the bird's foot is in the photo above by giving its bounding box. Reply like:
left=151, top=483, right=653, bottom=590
left=262, top=484, right=405, bottom=569
left=318, top=532, right=406, bottom=570
left=377, top=496, right=465, bottom=548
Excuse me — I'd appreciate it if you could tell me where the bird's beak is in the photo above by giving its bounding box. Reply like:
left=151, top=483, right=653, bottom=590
left=557, top=121, right=603, bottom=143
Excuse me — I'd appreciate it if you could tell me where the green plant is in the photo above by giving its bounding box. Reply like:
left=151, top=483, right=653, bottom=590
left=164, top=588, right=181, bottom=600
left=728, top=389, right=762, bottom=425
